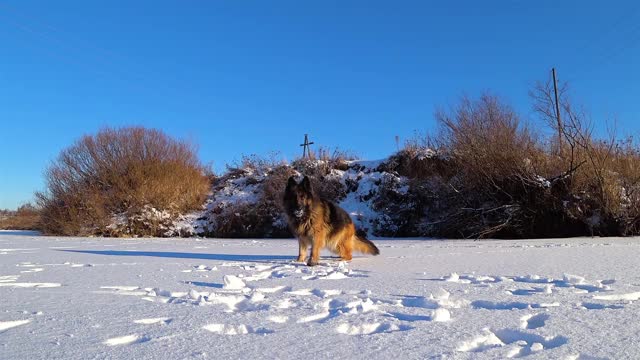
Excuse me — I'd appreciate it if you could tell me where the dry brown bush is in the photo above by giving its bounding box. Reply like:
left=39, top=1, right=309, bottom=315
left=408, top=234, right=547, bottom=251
left=560, top=137, right=640, bottom=235
left=394, top=94, right=585, bottom=238
left=530, top=77, right=640, bottom=236
left=436, top=94, right=544, bottom=187
left=402, top=87, right=640, bottom=239
left=36, top=127, right=210, bottom=236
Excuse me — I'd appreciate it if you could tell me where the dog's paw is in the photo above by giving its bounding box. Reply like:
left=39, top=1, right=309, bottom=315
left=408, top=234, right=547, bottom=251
left=306, top=260, right=318, bottom=267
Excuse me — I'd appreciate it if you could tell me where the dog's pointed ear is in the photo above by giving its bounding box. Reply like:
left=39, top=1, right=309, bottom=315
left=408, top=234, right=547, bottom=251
left=301, top=176, right=312, bottom=191
left=287, top=176, right=297, bottom=188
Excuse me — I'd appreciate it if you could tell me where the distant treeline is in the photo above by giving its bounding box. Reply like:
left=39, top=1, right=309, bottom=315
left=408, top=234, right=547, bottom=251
left=0, top=204, right=41, bottom=231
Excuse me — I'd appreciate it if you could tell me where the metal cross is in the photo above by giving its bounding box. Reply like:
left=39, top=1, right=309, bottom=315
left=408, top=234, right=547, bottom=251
left=300, top=134, right=314, bottom=158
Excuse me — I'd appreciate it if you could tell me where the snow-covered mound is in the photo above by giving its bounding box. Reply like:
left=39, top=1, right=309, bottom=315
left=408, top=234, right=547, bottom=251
left=107, top=148, right=632, bottom=239
left=167, top=158, right=413, bottom=238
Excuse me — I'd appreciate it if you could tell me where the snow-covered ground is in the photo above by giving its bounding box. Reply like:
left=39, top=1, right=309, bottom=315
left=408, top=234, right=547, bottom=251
left=1, top=231, right=639, bottom=359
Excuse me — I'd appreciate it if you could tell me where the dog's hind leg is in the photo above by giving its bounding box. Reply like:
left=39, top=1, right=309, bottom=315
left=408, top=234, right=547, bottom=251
left=338, top=243, right=352, bottom=261
left=336, top=227, right=353, bottom=261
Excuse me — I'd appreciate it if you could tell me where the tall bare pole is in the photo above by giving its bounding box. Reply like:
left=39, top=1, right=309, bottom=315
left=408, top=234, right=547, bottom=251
left=552, top=68, right=562, bottom=150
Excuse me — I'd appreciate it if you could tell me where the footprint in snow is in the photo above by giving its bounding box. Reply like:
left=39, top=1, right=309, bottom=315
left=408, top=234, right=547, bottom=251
left=1, top=273, right=61, bottom=288
left=399, top=288, right=466, bottom=309
left=103, top=334, right=150, bottom=346
left=508, top=285, right=553, bottom=296
left=202, top=324, right=273, bottom=335
left=520, top=313, right=549, bottom=329
left=335, top=322, right=412, bottom=335
left=0, top=319, right=31, bottom=333
left=133, top=318, right=172, bottom=325
left=296, top=297, right=378, bottom=324
left=472, top=300, right=559, bottom=310
left=458, top=328, right=567, bottom=357
left=254, top=285, right=289, bottom=294
left=387, top=308, right=450, bottom=322
left=511, top=274, right=610, bottom=293
left=565, top=354, right=609, bottom=360
left=19, top=268, right=45, bottom=273
left=267, top=315, right=289, bottom=324
left=593, top=291, right=640, bottom=301
left=182, top=265, right=218, bottom=273
left=385, top=312, right=431, bottom=322
left=435, top=272, right=504, bottom=284
left=0, top=282, right=61, bottom=288
left=579, top=302, right=624, bottom=310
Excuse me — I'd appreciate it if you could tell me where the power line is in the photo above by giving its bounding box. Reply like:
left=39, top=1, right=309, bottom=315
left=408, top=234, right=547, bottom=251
left=0, top=5, right=147, bottom=87
left=566, top=6, right=640, bottom=83
left=570, top=5, right=640, bottom=60
left=0, top=3, right=122, bottom=63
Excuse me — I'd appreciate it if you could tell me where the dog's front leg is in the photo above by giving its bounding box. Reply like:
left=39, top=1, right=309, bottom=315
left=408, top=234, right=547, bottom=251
left=307, top=233, right=325, bottom=266
left=296, top=237, right=308, bottom=262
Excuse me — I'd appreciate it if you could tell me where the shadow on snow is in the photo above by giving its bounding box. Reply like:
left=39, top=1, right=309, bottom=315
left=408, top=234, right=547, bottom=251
left=58, top=249, right=294, bottom=263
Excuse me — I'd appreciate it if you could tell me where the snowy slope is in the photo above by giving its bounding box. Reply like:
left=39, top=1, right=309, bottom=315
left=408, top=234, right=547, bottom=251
left=1, top=231, right=639, bottom=359
left=170, top=159, right=409, bottom=238
left=168, top=159, right=409, bottom=238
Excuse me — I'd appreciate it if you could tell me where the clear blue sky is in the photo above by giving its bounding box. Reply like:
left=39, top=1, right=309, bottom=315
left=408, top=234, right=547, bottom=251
left=1, top=1, right=639, bottom=209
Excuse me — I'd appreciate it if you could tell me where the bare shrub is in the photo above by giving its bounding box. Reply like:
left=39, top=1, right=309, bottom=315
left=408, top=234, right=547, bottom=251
left=613, top=138, right=640, bottom=234
left=559, top=136, right=640, bottom=236
left=382, top=96, right=547, bottom=237
left=404, top=81, right=640, bottom=239
left=530, top=77, right=640, bottom=236
left=36, top=127, right=210, bottom=236
left=436, top=94, right=543, bottom=187
left=398, top=94, right=546, bottom=238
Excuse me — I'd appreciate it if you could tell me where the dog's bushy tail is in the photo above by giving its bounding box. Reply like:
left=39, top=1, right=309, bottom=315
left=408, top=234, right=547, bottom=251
left=353, top=232, right=380, bottom=255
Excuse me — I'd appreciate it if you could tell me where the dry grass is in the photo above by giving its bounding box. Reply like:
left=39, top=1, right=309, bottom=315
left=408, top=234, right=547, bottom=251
left=36, top=127, right=210, bottom=236
left=294, top=147, right=356, bottom=176
left=564, top=137, right=640, bottom=235
left=0, top=204, right=41, bottom=230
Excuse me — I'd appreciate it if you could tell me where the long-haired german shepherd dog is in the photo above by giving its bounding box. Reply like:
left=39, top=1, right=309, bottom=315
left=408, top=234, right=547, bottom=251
left=283, top=176, right=379, bottom=266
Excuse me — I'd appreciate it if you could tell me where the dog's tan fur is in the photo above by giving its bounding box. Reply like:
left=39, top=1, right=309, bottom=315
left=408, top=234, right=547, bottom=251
left=283, top=176, right=379, bottom=266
